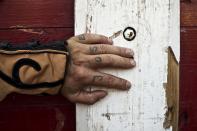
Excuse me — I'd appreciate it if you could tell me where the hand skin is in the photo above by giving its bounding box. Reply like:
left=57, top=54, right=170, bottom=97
left=61, top=34, right=136, bottom=105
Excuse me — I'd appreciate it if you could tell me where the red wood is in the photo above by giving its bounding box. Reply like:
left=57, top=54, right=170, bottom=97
left=180, top=27, right=197, bottom=131
left=180, top=28, right=197, bottom=65
left=0, top=0, right=76, bottom=130
left=181, top=2, right=197, bottom=26
left=180, top=1, right=197, bottom=130
left=180, top=0, right=191, bottom=3
left=0, top=0, right=74, bottom=28
left=0, top=91, right=76, bottom=130
left=0, top=93, right=74, bottom=106
left=0, top=28, right=73, bottom=43
left=0, top=106, right=75, bottom=131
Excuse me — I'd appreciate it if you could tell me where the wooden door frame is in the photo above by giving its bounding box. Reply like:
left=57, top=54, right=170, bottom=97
left=75, top=0, right=180, bottom=131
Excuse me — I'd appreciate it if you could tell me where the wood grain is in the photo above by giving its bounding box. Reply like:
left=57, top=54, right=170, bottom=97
left=164, top=47, right=179, bottom=131
left=0, top=28, right=73, bottom=43
left=0, top=28, right=76, bottom=130
left=0, top=106, right=75, bottom=131
left=180, top=28, right=197, bottom=65
left=75, top=0, right=180, bottom=131
left=179, top=27, right=197, bottom=131
left=0, top=0, right=76, bottom=130
left=0, top=27, right=76, bottom=130
left=181, top=2, right=197, bottom=26
left=0, top=0, right=74, bottom=28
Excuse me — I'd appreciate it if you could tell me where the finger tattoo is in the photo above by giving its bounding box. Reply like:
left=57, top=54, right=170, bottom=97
left=78, top=34, right=86, bottom=40
left=92, top=75, right=103, bottom=82
left=90, top=46, right=98, bottom=53
left=95, top=57, right=102, bottom=63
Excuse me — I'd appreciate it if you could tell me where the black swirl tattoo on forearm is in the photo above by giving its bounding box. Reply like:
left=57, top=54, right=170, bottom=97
left=78, top=34, right=86, bottom=40
left=89, top=46, right=98, bottom=53
left=92, top=75, right=103, bottom=83
left=0, top=58, right=63, bottom=89
left=95, top=57, right=102, bottom=63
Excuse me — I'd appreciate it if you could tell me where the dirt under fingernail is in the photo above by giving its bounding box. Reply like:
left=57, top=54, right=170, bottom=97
left=130, top=59, right=136, bottom=66
left=107, top=37, right=113, bottom=44
left=126, top=49, right=134, bottom=56
left=126, top=81, right=132, bottom=89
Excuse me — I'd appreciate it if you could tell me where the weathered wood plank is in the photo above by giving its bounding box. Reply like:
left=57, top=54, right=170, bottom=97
left=180, top=28, right=197, bottom=65
left=75, top=0, right=180, bottom=131
left=0, top=0, right=76, bottom=130
left=179, top=27, right=197, bottom=131
left=0, top=27, right=75, bottom=130
left=181, top=2, right=197, bottom=26
left=0, top=28, right=73, bottom=43
left=0, top=106, right=75, bottom=131
left=0, top=0, right=74, bottom=28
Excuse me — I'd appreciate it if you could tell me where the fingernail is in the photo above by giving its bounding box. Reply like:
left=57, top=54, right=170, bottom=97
left=101, top=92, right=108, bottom=98
left=108, top=38, right=113, bottom=44
left=98, top=92, right=108, bottom=100
left=126, top=49, right=134, bottom=56
left=126, top=81, right=132, bottom=89
left=130, top=59, right=136, bottom=66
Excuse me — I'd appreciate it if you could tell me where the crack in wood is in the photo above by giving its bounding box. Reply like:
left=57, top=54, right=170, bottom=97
left=163, top=47, right=179, bottom=131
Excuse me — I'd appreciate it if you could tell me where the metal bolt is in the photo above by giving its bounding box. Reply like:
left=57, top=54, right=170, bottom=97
left=123, top=27, right=136, bottom=41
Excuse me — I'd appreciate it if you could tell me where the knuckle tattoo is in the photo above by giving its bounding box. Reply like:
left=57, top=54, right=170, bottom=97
left=92, top=75, right=103, bottom=83
left=78, top=34, right=86, bottom=40
left=90, top=46, right=98, bottom=53
left=107, top=76, right=115, bottom=86
left=95, top=57, right=102, bottom=63
left=99, top=45, right=106, bottom=54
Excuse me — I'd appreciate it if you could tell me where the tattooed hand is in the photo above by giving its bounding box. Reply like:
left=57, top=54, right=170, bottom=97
left=61, top=34, right=136, bottom=105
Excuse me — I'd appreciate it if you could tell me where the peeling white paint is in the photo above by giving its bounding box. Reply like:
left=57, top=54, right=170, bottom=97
left=75, top=0, right=180, bottom=131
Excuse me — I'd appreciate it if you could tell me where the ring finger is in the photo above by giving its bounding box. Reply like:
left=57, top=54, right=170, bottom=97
left=85, top=54, right=136, bottom=69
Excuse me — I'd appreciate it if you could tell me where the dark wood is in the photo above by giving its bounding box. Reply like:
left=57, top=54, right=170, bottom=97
left=179, top=1, right=197, bottom=130
left=0, top=105, right=75, bottom=131
left=180, top=27, right=197, bottom=131
left=180, top=28, right=197, bottom=65
left=181, top=2, right=197, bottom=26
left=0, top=0, right=74, bottom=28
left=0, top=0, right=76, bottom=130
left=0, top=28, right=73, bottom=43
left=0, top=93, right=74, bottom=106
left=180, top=0, right=191, bottom=3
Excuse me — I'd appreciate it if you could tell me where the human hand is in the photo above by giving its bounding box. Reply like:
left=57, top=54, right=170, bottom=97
left=61, top=34, right=136, bottom=104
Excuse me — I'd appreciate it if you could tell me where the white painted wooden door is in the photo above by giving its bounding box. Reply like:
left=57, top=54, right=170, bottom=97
left=75, top=0, right=180, bottom=131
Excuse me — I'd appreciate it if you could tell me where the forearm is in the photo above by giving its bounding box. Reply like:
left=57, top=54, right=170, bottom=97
left=0, top=41, right=68, bottom=101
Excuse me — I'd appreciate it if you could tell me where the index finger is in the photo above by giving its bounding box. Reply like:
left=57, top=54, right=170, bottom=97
left=71, top=33, right=113, bottom=45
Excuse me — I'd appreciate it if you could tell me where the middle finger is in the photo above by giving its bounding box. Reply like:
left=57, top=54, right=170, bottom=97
left=84, top=44, right=134, bottom=58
